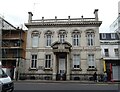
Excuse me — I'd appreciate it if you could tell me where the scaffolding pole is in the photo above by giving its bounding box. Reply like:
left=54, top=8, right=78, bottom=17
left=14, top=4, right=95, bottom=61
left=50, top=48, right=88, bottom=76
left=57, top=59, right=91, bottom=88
left=0, top=18, right=3, bottom=65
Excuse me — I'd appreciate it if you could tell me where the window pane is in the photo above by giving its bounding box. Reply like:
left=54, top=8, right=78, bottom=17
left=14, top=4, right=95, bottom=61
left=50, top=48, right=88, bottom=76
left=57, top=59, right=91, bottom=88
left=88, top=54, right=95, bottom=68
left=91, top=37, right=93, bottom=45
left=32, top=36, right=39, bottom=47
left=87, top=34, right=94, bottom=46
left=104, top=49, right=109, bottom=57
left=102, top=33, right=106, bottom=39
left=31, top=55, right=37, bottom=68
left=34, top=60, right=37, bottom=68
left=46, top=35, right=51, bottom=46
left=45, top=60, right=47, bottom=68
left=111, top=33, right=115, bottom=39
left=31, top=60, right=34, bottom=68
left=45, top=55, right=51, bottom=68
left=73, top=54, right=80, bottom=68
left=73, top=34, right=79, bottom=46
left=114, top=48, right=119, bottom=57
left=60, top=35, right=65, bottom=43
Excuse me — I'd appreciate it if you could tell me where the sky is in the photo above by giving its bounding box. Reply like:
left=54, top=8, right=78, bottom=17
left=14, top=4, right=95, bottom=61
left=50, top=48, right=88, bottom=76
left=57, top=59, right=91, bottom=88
left=0, top=0, right=120, bottom=33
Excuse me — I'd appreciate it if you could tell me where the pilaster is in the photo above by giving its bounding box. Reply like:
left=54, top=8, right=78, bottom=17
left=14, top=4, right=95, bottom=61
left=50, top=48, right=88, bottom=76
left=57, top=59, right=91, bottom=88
left=52, top=54, right=56, bottom=80
left=66, top=53, right=70, bottom=80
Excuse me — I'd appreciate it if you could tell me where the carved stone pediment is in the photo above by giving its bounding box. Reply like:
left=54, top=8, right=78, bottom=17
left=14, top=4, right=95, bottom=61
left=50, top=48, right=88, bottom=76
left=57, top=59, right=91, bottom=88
left=51, top=41, right=72, bottom=53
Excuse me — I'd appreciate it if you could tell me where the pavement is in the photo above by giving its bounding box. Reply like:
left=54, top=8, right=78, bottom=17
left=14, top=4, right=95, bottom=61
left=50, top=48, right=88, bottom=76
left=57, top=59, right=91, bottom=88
left=13, top=80, right=120, bottom=84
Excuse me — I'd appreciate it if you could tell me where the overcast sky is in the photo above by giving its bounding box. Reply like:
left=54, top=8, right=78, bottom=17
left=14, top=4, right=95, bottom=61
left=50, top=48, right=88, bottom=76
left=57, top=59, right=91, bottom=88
left=0, top=0, right=120, bottom=32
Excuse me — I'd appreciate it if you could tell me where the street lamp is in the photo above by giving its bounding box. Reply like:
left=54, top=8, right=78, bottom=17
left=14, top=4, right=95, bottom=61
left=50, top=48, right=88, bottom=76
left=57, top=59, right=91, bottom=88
left=15, top=58, right=19, bottom=81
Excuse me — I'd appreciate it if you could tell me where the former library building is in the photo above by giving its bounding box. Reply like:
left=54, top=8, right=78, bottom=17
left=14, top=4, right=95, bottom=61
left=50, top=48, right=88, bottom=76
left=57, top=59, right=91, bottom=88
left=24, top=9, right=103, bottom=80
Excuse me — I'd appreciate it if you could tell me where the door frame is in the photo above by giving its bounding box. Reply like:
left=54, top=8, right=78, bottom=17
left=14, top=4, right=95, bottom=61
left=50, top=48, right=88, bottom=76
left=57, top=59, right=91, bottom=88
left=56, top=53, right=67, bottom=80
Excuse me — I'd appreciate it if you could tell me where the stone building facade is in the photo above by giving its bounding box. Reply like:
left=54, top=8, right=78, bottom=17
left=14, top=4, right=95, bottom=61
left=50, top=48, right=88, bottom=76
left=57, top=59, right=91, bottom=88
left=24, top=9, right=102, bottom=80
left=100, top=33, right=120, bottom=81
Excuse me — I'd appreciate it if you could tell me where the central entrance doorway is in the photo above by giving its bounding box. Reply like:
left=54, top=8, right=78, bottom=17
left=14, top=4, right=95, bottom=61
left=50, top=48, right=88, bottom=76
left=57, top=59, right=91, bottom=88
left=51, top=41, right=72, bottom=80
left=59, top=58, right=65, bottom=74
left=57, top=53, right=66, bottom=80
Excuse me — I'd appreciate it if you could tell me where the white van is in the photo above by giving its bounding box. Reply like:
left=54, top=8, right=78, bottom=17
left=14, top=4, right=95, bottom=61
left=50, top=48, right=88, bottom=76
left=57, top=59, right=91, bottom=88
left=0, top=62, right=14, bottom=92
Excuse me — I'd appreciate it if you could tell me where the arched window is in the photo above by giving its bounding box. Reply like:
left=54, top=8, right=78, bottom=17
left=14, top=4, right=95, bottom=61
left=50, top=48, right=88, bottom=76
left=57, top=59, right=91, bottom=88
left=46, top=35, right=51, bottom=46
left=87, top=33, right=94, bottom=46
left=86, top=30, right=95, bottom=46
left=58, top=30, right=67, bottom=43
left=72, top=30, right=81, bottom=46
left=44, top=30, right=53, bottom=47
left=31, top=31, right=40, bottom=47
left=59, top=34, right=65, bottom=43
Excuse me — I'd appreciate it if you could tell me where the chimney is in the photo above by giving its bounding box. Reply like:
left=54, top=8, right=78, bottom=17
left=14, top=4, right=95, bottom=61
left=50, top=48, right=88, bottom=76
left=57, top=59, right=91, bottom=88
left=68, top=16, right=70, bottom=21
left=28, top=12, right=33, bottom=23
left=55, top=16, right=57, bottom=22
left=42, top=17, right=44, bottom=22
left=55, top=16, right=57, bottom=19
left=94, top=9, right=98, bottom=21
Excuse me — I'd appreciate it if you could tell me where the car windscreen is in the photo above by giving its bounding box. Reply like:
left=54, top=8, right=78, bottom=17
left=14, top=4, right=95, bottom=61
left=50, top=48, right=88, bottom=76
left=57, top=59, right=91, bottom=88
left=0, top=69, right=8, bottom=78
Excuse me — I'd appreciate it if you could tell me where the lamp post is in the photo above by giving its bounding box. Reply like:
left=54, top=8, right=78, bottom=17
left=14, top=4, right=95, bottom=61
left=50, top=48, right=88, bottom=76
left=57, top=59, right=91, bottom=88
left=15, top=58, right=19, bottom=81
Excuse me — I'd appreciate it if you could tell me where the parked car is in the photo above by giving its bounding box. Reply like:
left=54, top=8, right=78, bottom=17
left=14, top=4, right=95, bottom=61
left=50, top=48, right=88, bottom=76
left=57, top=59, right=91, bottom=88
left=0, top=66, right=14, bottom=92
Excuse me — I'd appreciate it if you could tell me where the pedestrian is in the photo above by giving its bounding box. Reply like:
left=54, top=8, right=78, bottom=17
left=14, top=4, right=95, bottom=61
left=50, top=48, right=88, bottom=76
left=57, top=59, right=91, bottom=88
left=93, top=72, right=97, bottom=82
left=10, top=66, right=14, bottom=80
left=100, top=74, right=104, bottom=82
left=104, top=71, right=107, bottom=82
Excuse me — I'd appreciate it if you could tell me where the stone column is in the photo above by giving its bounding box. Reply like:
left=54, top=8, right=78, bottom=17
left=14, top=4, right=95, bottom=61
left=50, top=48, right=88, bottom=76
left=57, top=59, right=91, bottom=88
left=66, top=53, right=70, bottom=80
left=52, top=53, right=56, bottom=80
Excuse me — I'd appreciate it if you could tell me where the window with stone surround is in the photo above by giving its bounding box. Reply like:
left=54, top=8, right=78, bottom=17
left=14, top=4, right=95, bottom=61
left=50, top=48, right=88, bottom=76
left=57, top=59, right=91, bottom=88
left=31, top=31, right=40, bottom=47
left=114, top=48, right=119, bottom=57
left=44, top=30, right=53, bottom=47
left=31, top=54, right=37, bottom=69
left=45, top=54, right=51, bottom=68
left=73, top=54, right=80, bottom=69
left=88, top=54, right=95, bottom=69
left=73, top=34, right=80, bottom=46
left=87, top=33, right=94, bottom=46
left=111, top=33, right=116, bottom=39
left=72, top=30, right=81, bottom=47
left=104, top=49, right=109, bottom=57
left=58, top=30, right=67, bottom=43
left=46, top=35, right=52, bottom=46
left=59, top=34, right=65, bottom=43
left=101, top=33, right=106, bottom=39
